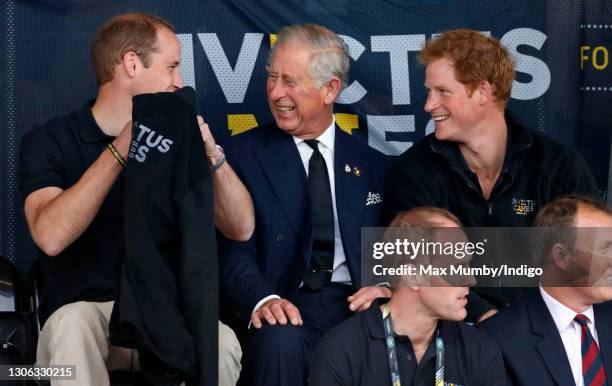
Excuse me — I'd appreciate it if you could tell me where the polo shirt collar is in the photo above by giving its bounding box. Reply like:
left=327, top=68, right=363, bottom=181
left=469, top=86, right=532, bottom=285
left=365, top=300, right=460, bottom=343
left=78, top=100, right=114, bottom=143
left=504, top=111, right=533, bottom=158
left=429, top=110, right=534, bottom=175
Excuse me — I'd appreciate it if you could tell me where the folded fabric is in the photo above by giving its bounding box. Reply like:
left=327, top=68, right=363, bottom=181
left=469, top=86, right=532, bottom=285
left=110, top=88, right=218, bottom=386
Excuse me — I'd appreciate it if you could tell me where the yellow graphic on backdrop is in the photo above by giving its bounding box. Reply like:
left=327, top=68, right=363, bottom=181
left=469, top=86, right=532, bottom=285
left=228, top=114, right=258, bottom=136
left=580, top=45, right=609, bottom=70
left=334, top=113, right=359, bottom=135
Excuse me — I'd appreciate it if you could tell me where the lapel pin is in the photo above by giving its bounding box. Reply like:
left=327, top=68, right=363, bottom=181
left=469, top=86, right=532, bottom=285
left=344, top=164, right=351, bottom=173
left=353, top=166, right=361, bottom=177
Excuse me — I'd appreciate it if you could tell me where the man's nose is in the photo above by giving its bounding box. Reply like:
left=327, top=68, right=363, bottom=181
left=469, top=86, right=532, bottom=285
left=173, top=71, right=184, bottom=90
left=424, top=93, right=438, bottom=113
left=267, top=79, right=285, bottom=100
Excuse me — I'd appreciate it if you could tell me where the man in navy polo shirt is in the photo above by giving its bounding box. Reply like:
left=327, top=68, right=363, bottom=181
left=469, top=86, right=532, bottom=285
left=385, top=29, right=599, bottom=321
left=310, top=207, right=505, bottom=386
left=19, top=13, right=252, bottom=386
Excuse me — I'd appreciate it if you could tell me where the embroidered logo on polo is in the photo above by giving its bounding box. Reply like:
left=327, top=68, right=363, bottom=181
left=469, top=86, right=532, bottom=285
left=129, top=122, right=174, bottom=163
left=512, top=198, right=536, bottom=216
left=366, top=192, right=382, bottom=206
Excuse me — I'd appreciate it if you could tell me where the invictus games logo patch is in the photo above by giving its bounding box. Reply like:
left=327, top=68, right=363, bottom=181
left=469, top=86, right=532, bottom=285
left=128, top=122, right=174, bottom=163
left=512, top=198, right=536, bottom=216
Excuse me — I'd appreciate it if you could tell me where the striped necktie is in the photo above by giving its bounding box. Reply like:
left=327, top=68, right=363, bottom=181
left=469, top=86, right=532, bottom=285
left=575, top=314, right=607, bottom=386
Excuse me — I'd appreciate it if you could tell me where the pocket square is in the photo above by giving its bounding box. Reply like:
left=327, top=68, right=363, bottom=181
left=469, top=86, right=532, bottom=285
left=366, top=192, right=382, bottom=206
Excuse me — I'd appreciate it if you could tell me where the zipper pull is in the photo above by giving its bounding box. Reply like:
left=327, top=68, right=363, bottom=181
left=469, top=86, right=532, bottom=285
left=488, top=203, right=493, bottom=215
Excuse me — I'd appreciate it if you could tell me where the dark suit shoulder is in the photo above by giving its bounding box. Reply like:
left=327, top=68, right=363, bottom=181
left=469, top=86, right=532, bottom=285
left=337, top=129, right=383, bottom=155
left=220, top=122, right=290, bottom=172
left=595, top=301, right=612, bottom=318
left=457, top=320, right=502, bottom=347
left=454, top=321, right=505, bottom=362
left=478, top=299, right=531, bottom=341
left=222, top=122, right=276, bottom=150
left=336, top=128, right=392, bottom=168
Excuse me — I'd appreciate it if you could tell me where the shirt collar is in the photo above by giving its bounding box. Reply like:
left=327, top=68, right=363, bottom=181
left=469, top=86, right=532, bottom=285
left=292, top=116, right=336, bottom=152
left=78, top=100, right=115, bottom=143
left=540, top=286, right=595, bottom=333
left=429, top=110, right=533, bottom=174
left=365, top=300, right=459, bottom=343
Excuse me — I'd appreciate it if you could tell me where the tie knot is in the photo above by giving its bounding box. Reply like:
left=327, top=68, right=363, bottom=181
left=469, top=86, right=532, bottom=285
left=575, top=314, right=589, bottom=327
left=304, top=139, right=320, bottom=152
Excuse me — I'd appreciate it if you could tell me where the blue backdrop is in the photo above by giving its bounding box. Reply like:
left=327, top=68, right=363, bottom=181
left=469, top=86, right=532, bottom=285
left=2, top=0, right=611, bottom=274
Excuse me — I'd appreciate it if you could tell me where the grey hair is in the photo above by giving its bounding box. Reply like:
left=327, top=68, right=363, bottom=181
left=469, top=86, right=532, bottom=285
left=269, top=23, right=350, bottom=90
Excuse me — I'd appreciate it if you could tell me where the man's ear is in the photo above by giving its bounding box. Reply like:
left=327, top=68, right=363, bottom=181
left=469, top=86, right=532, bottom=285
left=551, top=243, right=571, bottom=271
left=476, top=80, right=492, bottom=106
left=398, top=264, right=422, bottom=289
left=122, top=51, right=140, bottom=77
left=323, top=78, right=341, bottom=105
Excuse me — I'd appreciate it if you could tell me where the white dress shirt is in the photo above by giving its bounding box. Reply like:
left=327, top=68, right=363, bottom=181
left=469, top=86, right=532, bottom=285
left=540, top=287, right=599, bottom=386
left=251, top=119, right=351, bottom=319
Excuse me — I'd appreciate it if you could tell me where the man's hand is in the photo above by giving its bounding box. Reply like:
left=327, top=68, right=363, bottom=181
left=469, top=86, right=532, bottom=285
left=347, top=286, right=392, bottom=312
left=195, top=114, right=254, bottom=240
left=197, top=115, right=223, bottom=164
left=251, top=298, right=303, bottom=329
left=477, top=309, right=498, bottom=323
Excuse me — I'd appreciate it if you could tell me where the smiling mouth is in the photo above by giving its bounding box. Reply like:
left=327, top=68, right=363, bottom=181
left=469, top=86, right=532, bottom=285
left=433, top=115, right=449, bottom=122
left=277, top=106, right=296, bottom=113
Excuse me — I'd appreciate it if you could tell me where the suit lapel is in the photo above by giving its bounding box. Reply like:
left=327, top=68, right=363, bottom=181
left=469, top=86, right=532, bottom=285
left=530, top=294, right=576, bottom=385
left=594, top=303, right=612, bottom=376
left=253, top=126, right=312, bottom=259
left=334, top=128, right=368, bottom=265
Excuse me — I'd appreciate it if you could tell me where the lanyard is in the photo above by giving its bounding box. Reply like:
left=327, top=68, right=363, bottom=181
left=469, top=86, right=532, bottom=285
left=382, top=303, right=445, bottom=386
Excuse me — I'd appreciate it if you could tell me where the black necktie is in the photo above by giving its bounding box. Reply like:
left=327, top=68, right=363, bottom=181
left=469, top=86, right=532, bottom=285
left=302, top=139, right=334, bottom=291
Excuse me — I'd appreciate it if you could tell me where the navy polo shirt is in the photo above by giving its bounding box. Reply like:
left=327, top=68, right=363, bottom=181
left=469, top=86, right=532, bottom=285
left=309, top=301, right=506, bottom=386
left=19, top=102, right=124, bottom=325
